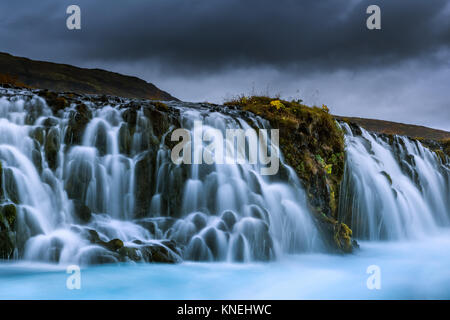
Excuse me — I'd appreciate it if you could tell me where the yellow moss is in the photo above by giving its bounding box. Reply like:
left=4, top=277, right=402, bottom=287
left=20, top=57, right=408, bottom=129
left=270, top=100, right=285, bottom=110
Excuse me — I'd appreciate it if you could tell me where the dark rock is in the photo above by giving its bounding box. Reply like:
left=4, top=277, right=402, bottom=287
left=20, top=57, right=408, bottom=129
left=103, top=239, right=124, bottom=252
left=143, top=107, right=169, bottom=138
left=0, top=204, right=17, bottom=259
left=118, top=246, right=140, bottom=262
left=230, top=234, right=246, bottom=262
left=122, top=108, right=138, bottom=130
left=0, top=161, right=3, bottom=200
left=72, top=200, right=92, bottom=223
left=42, top=117, right=59, bottom=128
left=118, top=123, right=132, bottom=155
left=30, top=127, right=45, bottom=146
left=140, top=242, right=181, bottom=263
left=31, top=149, right=43, bottom=174
left=38, top=90, right=69, bottom=113
left=3, top=168, right=20, bottom=204
left=221, top=210, right=237, bottom=231
left=94, top=121, right=108, bottom=156
left=134, top=150, right=156, bottom=217
left=64, top=103, right=92, bottom=146
left=44, top=127, right=60, bottom=170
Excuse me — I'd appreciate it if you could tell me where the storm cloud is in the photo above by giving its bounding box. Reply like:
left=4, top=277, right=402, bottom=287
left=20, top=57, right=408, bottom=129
left=0, top=0, right=449, bottom=130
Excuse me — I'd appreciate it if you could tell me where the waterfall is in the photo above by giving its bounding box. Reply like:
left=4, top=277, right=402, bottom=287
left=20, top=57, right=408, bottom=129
left=0, top=88, right=323, bottom=264
left=339, top=123, right=450, bottom=240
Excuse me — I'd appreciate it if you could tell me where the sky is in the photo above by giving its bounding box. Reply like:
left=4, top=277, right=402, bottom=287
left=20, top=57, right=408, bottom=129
left=0, top=0, right=449, bottom=130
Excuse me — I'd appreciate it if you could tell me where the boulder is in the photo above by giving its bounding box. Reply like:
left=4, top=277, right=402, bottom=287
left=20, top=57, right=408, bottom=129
left=0, top=204, right=17, bottom=259
left=44, top=127, right=60, bottom=170
left=134, top=150, right=156, bottom=217
left=64, top=103, right=92, bottom=146
left=72, top=200, right=92, bottom=223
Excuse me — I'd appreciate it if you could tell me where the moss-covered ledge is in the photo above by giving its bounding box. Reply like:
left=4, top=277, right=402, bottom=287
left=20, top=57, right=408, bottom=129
left=224, top=96, right=355, bottom=253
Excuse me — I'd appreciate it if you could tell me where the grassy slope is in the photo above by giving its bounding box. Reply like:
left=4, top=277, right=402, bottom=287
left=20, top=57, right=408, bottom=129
left=0, top=52, right=177, bottom=101
left=335, top=116, right=450, bottom=141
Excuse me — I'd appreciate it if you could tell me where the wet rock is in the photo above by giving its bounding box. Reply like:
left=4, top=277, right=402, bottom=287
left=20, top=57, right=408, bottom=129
left=0, top=230, right=15, bottom=259
left=118, top=246, right=141, bottom=262
left=134, top=150, right=156, bottom=217
left=190, top=212, right=207, bottom=231
left=118, top=123, right=132, bottom=155
left=3, top=168, right=20, bottom=204
left=94, top=121, right=108, bottom=156
left=140, top=242, right=181, bottom=263
left=185, top=237, right=212, bottom=261
left=248, top=205, right=269, bottom=223
left=31, top=149, right=43, bottom=174
left=0, top=204, right=17, bottom=259
left=0, top=204, right=17, bottom=231
left=0, top=161, right=3, bottom=200
left=64, top=103, right=92, bottom=146
left=42, top=117, right=59, bottom=128
left=38, top=90, right=69, bottom=113
left=65, top=160, right=93, bottom=202
left=103, top=238, right=124, bottom=252
left=333, top=222, right=354, bottom=253
left=143, top=107, right=169, bottom=138
left=202, top=227, right=226, bottom=260
left=221, top=210, right=237, bottom=231
left=72, top=200, right=92, bottom=223
left=230, top=234, right=247, bottom=262
left=78, top=246, right=120, bottom=265
left=30, top=127, right=45, bottom=146
left=122, top=108, right=137, bottom=131
left=24, top=97, right=48, bottom=125
left=136, top=217, right=176, bottom=235
left=234, top=218, right=273, bottom=261
left=44, top=127, right=60, bottom=170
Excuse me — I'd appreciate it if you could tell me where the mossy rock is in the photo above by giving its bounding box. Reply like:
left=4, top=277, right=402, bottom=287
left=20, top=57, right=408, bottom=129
left=44, top=127, right=60, bottom=170
left=3, top=168, right=20, bottom=204
left=0, top=161, right=3, bottom=201
left=0, top=204, right=17, bottom=231
left=333, top=222, right=353, bottom=253
left=64, top=103, right=92, bottom=146
left=134, top=150, right=157, bottom=217
left=38, top=90, right=69, bottom=113
left=0, top=204, right=17, bottom=259
left=225, top=96, right=353, bottom=252
left=226, top=96, right=345, bottom=218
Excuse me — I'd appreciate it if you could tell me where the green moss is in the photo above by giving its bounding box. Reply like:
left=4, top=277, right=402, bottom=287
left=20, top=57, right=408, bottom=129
left=333, top=222, right=353, bottom=253
left=380, top=171, right=393, bottom=185
left=225, top=95, right=351, bottom=252
left=0, top=203, right=17, bottom=231
left=152, top=101, right=169, bottom=112
left=0, top=161, right=3, bottom=200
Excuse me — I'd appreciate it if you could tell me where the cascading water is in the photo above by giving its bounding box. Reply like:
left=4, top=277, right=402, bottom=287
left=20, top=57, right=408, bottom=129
left=0, top=88, right=323, bottom=265
left=339, top=123, right=450, bottom=240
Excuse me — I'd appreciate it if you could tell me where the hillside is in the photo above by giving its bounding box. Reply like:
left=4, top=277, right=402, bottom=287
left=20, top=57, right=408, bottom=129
left=0, top=52, right=177, bottom=101
left=335, top=116, right=450, bottom=141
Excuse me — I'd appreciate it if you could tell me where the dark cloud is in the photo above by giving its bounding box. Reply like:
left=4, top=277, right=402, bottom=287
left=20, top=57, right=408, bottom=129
left=1, top=0, right=449, bottom=73
left=0, top=0, right=449, bottom=130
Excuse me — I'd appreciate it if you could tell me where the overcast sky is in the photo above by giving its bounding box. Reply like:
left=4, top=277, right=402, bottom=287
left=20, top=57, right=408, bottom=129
left=0, top=0, right=449, bottom=130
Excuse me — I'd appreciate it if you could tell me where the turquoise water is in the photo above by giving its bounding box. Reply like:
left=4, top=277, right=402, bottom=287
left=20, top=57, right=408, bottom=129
left=1, top=232, right=450, bottom=299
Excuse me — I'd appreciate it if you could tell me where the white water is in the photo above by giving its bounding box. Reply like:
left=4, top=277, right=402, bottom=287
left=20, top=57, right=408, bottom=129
left=339, top=123, right=450, bottom=240
left=0, top=89, right=322, bottom=264
left=0, top=89, right=449, bottom=299
left=1, top=233, right=450, bottom=299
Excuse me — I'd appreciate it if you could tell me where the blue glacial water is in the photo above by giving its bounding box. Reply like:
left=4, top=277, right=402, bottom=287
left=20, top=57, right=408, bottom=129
left=1, top=231, right=450, bottom=300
